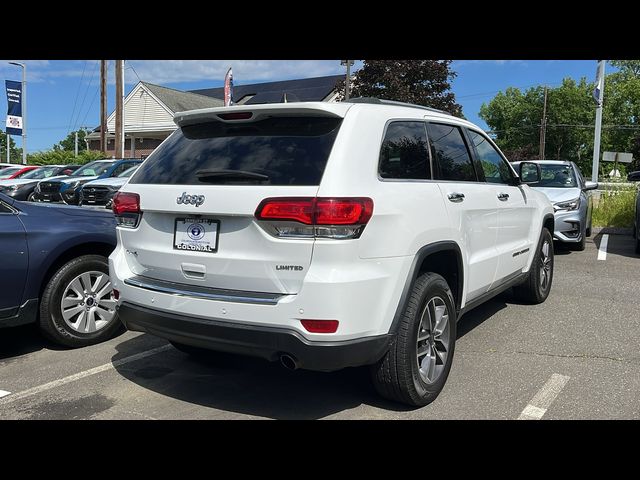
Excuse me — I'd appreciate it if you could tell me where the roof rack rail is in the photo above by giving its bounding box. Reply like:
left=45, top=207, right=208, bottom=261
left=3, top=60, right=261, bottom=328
left=346, top=97, right=451, bottom=116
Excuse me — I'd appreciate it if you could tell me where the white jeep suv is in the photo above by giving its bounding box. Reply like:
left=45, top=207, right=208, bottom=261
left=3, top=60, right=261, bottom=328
left=109, top=99, right=555, bottom=406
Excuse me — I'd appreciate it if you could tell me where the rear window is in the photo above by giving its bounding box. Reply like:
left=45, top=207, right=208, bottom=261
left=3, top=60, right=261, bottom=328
left=131, top=116, right=342, bottom=186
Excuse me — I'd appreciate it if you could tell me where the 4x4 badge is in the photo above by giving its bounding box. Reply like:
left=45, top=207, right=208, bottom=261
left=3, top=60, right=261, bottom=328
left=177, top=192, right=205, bottom=207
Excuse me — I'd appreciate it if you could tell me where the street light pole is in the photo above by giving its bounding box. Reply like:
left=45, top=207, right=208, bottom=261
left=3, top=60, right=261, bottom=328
left=341, top=60, right=354, bottom=100
left=8, top=62, right=26, bottom=165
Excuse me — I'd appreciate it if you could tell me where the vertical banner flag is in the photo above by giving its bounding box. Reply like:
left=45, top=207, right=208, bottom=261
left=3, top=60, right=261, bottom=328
left=5, top=80, right=23, bottom=135
left=593, top=60, right=605, bottom=106
left=224, top=68, right=233, bottom=107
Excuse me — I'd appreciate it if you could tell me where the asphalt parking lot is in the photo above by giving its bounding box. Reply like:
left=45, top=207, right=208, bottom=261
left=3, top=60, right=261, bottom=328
left=1, top=232, right=639, bottom=420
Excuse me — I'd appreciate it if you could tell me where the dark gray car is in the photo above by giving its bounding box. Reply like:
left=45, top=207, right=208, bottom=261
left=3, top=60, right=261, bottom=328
left=513, top=160, right=598, bottom=251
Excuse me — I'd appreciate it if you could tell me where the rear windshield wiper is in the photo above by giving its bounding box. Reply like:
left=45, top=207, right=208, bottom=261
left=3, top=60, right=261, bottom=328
left=195, top=169, right=270, bottom=181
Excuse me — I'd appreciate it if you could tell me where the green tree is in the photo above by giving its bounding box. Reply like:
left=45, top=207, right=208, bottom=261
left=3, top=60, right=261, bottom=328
left=336, top=60, right=463, bottom=116
left=53, top=129, right=89, bottom=152
left=480, top=71, right=640, bottom=174
left=0, top=128, right=22, bottom=162
left=27, top=149, right=106, bottom=166
left=609, top=60, right=640, bottom=79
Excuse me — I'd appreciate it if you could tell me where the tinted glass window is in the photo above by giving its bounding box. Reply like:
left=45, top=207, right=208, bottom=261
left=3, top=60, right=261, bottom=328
left=538, top=164, right=578, bottom=188
left=131, top=117, right=342, bottom=186
left=21, top=167, right=58, bottom=179
left=111, top=163, right=135, bottom=177
left=379, top=121, right=430, bottom=179
left=467, top=130, right=513, bottom=184
left=427, top=123, right=476, bottom=182
left=74, top=161, right=115, bottom=177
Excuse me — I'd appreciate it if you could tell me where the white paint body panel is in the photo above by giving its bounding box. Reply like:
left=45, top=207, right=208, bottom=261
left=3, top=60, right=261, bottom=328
left=110, top=101, right=553, bottom=343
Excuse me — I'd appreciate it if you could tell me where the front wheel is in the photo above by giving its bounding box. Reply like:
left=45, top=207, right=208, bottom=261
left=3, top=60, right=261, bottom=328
left=371, top=272, right=456, bottom=407
left=39, top=255, right=123, bottom=347
left=513, top=227, right=554, bottom=304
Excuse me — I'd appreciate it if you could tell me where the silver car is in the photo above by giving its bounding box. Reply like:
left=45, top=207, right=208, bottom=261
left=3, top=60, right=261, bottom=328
left=513, top=160, right=598, bottom=251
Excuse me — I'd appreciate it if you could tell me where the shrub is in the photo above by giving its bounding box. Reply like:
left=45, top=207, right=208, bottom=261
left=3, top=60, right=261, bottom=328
left=592, top=186, right=637, bottom=228
left=27, top=150, right=106, bottom=166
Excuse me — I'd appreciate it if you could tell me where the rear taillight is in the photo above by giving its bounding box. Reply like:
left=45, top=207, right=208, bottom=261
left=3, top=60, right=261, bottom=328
left=255, top=197, right=373, bottom=239
left=300, top=319, right=339, bottom=333
left=112, top=192, right=141, bottom=228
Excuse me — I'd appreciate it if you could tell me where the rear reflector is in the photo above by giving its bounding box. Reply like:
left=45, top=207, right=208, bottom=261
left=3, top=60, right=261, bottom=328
left=217, top=112, right=253, bottom=120
left=113, top=289, right=120, bottom=300
left=300, top=319, right=339, bottom=333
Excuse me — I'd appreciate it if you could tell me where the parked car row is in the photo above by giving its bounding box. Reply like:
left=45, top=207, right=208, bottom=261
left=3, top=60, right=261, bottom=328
left=0, top=159, right=141, bottom=207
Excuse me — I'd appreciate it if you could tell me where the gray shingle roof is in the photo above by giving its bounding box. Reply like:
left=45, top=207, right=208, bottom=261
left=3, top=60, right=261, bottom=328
left=190, top=74, right=344, bottom=104
left=143, top=82, right=224, bottom=112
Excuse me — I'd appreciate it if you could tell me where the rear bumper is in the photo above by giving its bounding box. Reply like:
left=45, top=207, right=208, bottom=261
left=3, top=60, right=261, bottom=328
left=118, top=302, right=392, bottom=372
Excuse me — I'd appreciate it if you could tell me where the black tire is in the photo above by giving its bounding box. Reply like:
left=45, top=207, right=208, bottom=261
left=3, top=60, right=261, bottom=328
left=39, top=255, right=123, bottom=347
left=27, top=192, right=36, bottom=202
left=586, top=226, right=592, bottom=238
left=513, top=228, right=554, bottom=304
left=371, top=272, right=456, bottom=407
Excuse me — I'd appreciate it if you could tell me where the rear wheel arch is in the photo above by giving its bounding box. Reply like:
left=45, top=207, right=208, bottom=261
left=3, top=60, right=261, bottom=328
left=388, top=241, right=464, bottom=335
left=543, top=214, right=554, bottom=238
left=38, top=242, right=116, bottom=299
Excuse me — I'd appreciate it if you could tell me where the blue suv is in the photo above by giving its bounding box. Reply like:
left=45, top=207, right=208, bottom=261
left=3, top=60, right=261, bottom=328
left=0, top=192, right=121, bottom=347
left=32, top=159, right=142, bottom=205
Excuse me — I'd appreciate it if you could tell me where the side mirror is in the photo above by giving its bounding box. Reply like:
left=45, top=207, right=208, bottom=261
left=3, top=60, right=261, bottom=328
left=519, top=162, right=541, bottom=184
left=627, top=171, right=640, bottom=182
left=584, top=181, right=598, bottom=191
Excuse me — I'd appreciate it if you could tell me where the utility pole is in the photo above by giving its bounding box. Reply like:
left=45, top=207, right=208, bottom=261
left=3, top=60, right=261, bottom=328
left=341, top=60, right=354, bottom=100
left=121, top=60, right=126, bottom=157
left=74, top=130, right=78, bottom=156
left=115, top=60, right=123, bottom=158
left=100, top=60, right=107, bottom=155
left=539, top=86, right=548, bottom=159
left=592, top=60, right=606, bottom=183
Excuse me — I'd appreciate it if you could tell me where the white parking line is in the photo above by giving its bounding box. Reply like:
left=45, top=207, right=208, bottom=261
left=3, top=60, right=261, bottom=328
left=0, top=390, right=11, bottom=398
left=0, top=344, right=172, bottom=405
left=597, top=234, right=609, bottom=261
left=517, top=373, right=570, bottom=420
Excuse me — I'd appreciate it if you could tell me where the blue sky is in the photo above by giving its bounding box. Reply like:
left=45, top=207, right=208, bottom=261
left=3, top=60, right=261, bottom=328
left=0, top=60, right=604, bottom=153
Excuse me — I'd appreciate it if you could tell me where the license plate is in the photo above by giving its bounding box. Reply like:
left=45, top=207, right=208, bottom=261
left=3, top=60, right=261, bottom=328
left=173, top=217, right=219, bottom=253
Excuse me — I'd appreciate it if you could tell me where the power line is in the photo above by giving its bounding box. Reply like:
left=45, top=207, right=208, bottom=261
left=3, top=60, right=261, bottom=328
left=79, top=87, right=100, bottom=130
left=67, top=60, right=87, bottom=135
left=72, top=60, right=99, bottom=133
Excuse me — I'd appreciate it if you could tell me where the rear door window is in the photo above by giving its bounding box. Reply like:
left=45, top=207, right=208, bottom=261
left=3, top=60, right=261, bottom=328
left=427, top=123, right=477, bottom=182
left=131, top=116, right=342, bottom=186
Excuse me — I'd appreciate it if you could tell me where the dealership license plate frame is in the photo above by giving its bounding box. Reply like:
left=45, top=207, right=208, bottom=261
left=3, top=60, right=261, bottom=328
left=173, top=217, right=220, bottom=253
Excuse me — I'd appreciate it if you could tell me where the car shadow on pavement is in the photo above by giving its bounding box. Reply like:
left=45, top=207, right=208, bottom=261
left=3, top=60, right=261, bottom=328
left=457, top=295, right=509, bottom=339
left=111, top=334, right=415, bottom=419
left=0, top=324, right=66, bottom=360
left=592, top=232, right=639, bottom=259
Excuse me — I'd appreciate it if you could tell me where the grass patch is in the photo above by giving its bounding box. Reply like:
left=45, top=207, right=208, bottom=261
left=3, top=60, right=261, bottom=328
left=592, top=187, right=637, bottom=228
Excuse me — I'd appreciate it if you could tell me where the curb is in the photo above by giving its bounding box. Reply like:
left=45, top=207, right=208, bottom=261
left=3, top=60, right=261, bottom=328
left=591, top=227, right=633, bottom=235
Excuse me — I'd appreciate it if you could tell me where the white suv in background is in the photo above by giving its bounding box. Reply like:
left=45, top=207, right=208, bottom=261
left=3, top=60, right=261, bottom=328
left=109, top=99, right=555, bottom=407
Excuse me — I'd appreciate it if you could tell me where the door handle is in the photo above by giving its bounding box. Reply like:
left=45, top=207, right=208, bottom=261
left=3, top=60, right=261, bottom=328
left=497, top=193, right=509, bottom=201
left=447, top=192, right=465, bottom=203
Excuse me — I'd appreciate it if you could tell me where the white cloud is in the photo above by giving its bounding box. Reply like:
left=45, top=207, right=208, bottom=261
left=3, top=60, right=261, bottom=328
left=123, top=60, right=348, bottom=86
